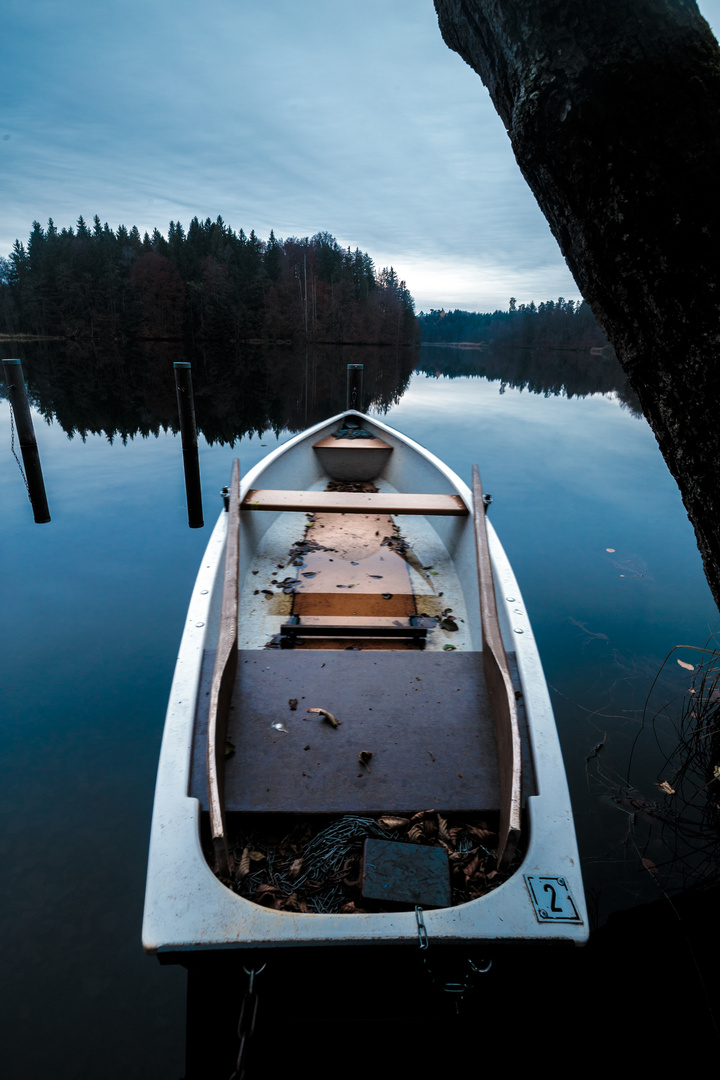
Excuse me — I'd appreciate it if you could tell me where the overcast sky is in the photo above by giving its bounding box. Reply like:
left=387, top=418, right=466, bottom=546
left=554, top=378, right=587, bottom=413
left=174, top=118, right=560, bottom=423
left=3, top=1, right=719, bottom=312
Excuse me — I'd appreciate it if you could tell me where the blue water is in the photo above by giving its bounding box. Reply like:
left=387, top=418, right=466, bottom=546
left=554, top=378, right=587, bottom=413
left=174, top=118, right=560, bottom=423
left=1, top=367, right=716, bottom=1076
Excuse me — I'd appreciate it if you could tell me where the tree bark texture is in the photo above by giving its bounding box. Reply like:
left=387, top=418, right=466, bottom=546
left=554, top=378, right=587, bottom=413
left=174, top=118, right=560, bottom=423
left=435, top=0, right=720, bottom=608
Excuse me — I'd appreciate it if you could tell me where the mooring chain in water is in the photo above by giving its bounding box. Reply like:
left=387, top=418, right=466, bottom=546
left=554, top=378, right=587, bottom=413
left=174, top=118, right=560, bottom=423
left=8, top=403, right=30, bottom=496
left=229, top=964, right=266, bottom=1080
left=415, top=906, right=492, bottom=1015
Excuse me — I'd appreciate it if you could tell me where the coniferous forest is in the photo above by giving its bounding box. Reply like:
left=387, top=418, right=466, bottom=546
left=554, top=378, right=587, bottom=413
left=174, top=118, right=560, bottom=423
left=0, top=216, right=419, bottom=346
left=417, top=297, right=611, bottom=351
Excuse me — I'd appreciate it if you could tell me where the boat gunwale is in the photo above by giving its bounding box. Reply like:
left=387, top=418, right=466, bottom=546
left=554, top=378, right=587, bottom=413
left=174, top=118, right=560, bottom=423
left=142, top=410, right=588, bottom=952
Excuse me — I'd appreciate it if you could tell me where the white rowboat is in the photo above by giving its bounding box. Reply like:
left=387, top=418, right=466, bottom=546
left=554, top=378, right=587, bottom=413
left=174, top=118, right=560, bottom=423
left=142, top=409, right=587, bottom=953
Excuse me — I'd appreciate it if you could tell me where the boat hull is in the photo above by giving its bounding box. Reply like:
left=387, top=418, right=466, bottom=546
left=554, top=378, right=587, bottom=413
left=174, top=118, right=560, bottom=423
left=142, top=411, right=588, bottom=952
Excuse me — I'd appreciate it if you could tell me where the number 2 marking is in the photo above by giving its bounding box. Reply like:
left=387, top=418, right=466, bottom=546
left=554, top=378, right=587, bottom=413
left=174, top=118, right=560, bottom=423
left=543, top=882, right=564, bottom=912
left=525, top=875, right=583, bottom=923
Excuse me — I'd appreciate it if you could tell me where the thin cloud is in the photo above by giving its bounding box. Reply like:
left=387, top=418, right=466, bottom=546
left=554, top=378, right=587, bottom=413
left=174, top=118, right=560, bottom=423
left=4, top=0, right=718, bottom=312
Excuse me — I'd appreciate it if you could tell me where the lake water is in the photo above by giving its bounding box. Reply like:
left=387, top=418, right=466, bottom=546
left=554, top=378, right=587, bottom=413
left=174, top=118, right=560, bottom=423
left=2, top=344, right=717, bottom=1076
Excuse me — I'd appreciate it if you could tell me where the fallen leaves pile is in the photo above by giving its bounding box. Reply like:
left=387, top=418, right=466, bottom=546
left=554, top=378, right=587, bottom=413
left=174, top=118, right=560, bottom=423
left=226, top=810, right=504, bottom=914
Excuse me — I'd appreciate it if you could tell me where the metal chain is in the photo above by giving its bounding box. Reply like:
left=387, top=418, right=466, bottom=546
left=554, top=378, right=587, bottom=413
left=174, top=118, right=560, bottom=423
left=415, top=906, right=491, bottom=1014
left=8, top=403, right=30, bottom=495
left=229, top=964, right=266, bottom=1080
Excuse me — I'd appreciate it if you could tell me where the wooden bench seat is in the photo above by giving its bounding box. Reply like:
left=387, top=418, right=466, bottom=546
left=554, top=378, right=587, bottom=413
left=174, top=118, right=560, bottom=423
left=278, top=614, right=428, bottom=648
left=242, top=489, right=468, bottom=515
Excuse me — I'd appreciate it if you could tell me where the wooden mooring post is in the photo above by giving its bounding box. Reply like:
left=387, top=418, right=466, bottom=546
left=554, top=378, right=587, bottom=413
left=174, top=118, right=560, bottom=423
left=2, top=358, right=51, bottom=523
left=173, top=362, right=204, bottom=529
left=346, top=364, right=363, bottom=411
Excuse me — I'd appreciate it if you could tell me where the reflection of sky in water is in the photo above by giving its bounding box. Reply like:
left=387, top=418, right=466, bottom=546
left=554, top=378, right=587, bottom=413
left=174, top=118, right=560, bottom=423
left=1, top=372, right=717, bottom=1074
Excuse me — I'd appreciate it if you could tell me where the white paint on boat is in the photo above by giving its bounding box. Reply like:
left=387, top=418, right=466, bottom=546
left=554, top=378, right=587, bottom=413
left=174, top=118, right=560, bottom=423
left=142, top=411, right=588, bottom=951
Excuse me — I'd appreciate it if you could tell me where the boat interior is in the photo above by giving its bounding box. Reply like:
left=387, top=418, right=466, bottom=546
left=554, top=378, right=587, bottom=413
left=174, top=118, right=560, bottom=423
left=189, top=413, right=536, bottom=912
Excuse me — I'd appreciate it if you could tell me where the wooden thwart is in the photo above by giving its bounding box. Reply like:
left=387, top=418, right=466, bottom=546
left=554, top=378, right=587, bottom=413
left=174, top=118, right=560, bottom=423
left=242, top=489, right=468, bottom=516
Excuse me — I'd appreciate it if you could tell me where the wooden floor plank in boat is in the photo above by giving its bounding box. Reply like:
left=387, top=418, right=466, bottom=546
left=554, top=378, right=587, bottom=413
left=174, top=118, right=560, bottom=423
left=190, top=650, right=500, bottom=814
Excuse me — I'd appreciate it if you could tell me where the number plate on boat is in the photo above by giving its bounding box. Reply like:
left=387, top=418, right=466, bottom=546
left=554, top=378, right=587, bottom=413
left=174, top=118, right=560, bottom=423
left=525, top=876, right=583, bottom=923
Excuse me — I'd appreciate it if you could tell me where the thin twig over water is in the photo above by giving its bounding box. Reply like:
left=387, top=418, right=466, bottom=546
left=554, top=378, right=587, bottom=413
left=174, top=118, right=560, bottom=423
left=623, top=641, right=720, bottom=892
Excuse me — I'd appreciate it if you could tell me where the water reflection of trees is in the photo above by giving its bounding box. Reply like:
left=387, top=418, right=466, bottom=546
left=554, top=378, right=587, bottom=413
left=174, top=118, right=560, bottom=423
left=418, top=343, right=642, bottom=414
left=1, top=335, right=644, bottom=443
left=2, top=341, right=418, bottom=443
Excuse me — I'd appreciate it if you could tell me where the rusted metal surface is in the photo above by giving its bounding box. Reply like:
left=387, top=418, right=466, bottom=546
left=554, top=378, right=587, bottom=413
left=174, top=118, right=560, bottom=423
left=472, top=465, right=522, bottom=871
left=190, top=649, right=500, bottom=814
left=206, top=459, right=240, bottom=876
left=361, top=838, right=451, bottom=907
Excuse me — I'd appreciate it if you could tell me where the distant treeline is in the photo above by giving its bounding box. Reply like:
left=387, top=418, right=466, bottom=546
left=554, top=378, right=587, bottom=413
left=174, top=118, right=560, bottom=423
left=418, top=297, right=611, bottom=351
left=0, top=217, right=419, bottom=346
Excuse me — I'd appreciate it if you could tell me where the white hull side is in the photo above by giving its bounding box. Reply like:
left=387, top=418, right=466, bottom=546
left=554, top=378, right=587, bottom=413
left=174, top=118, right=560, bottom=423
left=142, top=412, right=588, bottom=951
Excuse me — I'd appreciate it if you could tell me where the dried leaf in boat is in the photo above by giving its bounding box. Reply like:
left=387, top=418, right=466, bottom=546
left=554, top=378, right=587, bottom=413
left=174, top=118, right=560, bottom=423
left=379, top=816, right=410, bottom=830
left=237, top=847, right=251, bottom=881
left=307, top=707, right=340, bottom=728
left=437, top=815, right=452, bottom=845
left=463, top=851, right=482, bottom=880
left=459, top=824, right=495, bottom=847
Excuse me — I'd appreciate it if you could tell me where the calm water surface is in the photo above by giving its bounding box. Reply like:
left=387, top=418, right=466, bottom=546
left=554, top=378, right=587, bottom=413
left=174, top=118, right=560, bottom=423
left=2, top=355, right=717, bottom=1076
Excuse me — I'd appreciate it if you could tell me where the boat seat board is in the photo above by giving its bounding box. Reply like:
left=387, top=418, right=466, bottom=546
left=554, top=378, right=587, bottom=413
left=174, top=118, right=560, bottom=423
left=242, top=490, right=468, bottom=516
left=312, top=435, right=392, bottom=450
left=190, top=649, right=500, bottom=814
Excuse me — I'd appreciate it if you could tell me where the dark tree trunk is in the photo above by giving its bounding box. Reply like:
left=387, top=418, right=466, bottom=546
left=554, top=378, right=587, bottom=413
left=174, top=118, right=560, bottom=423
left=434, top=0, right=720, bottom=608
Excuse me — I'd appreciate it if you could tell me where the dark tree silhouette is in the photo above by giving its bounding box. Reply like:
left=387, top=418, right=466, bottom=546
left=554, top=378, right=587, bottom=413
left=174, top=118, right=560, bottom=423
left=434, top=0, right=720, bottom=608
left=0, top=221, right=419, bottom=347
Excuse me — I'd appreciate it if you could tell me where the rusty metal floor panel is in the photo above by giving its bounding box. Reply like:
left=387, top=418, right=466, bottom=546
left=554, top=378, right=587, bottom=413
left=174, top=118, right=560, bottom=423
left=190, top=649, right=500, bottom=814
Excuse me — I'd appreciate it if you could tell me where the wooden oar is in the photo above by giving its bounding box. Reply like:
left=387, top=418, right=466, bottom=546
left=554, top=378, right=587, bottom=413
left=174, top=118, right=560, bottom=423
left=472, top=465, right=522, bottom=871
left=207, top=459, right=240, bottom=877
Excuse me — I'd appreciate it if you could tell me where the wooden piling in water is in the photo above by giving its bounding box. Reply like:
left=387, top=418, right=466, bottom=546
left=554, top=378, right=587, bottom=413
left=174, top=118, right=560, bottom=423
left=2, top=358, right=51, bottom=524
left=173, top=362, right=204, bottom=529
left=346, top=364, right=363, bottom=411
